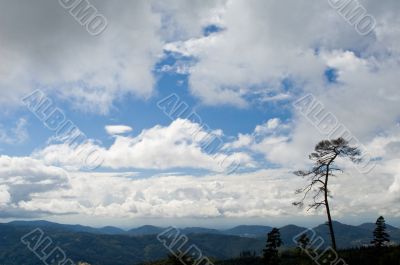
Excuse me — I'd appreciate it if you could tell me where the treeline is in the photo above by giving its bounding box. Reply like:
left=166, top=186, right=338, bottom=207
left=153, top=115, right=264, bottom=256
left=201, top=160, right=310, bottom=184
left=221, top=246, right=400, bottom=265
left=147, top=246, right=400, bottom=265
left=254, top=211, right=396, bottom=264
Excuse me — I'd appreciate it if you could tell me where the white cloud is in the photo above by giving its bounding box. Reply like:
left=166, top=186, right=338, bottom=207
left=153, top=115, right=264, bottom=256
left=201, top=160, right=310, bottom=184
left=226, top=118, right=306, bottom=167
left=314, top=50, right=400, bottom=142
left=152, top=0, right=226, bottom=41
left=164, top=1, right=335, bottom=106
left=164, top=35, right=219, bottom=57
left=13, top=169, right=303, bottom=218
left=0, top=0, right=163, bottom=113
left=0, top=0, right=227, bottom=114
left=255, top=118, right=283, bottom=134
left=223, top=133, right=253, bottom=150
left=1, top=121, right=400, bottom=220
left=105, top=125, right=133, bottom=135
left=34, top=119, right=254, bottom=172
left=259, top=93, right=292, bottom=102
left=4, top=161, right=400, bottom=219
left=164, top=1, right=400, bottom=140
left=0, top=185, right=11, bottom=206
left=0, top=155, right=69, bottom=216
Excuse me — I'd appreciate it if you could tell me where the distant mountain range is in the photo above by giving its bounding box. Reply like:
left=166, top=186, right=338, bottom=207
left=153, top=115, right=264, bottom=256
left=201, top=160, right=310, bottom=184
left=7, top=220, right=400, bottom=240
left=1, top=220, right=399, bottom=265
left=6, top=220, right=273, bottom=237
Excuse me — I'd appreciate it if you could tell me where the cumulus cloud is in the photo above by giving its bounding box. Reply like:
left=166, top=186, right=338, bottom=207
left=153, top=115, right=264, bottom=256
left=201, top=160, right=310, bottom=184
left=0, top=155, right=69, bottom=217
left=1, top=120, right=400, bottom=219
left=34, top=119, right=254, bottom=172
left=4, top=163, right=400, bottom=219
left=12, top=169, right=307, bottom=218
left=225, top=118, right=306, bottom=167
left=105, top=125, right=133, bottom=135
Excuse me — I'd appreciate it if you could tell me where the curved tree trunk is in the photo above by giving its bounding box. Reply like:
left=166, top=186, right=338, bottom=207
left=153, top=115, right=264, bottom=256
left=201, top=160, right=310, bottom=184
left=325, top=162, right=337, bottom=251
left=325, top=191, right=337, bottom=250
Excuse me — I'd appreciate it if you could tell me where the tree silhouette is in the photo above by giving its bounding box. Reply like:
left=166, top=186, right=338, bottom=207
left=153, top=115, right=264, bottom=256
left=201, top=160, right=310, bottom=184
left=295, top=233, right=311, bottom=265
left=263, top=228, right=282, bottom=265
left=293, top=138, right=361, bottom=250
left=296, top=233, right=310, bottom=253
left=371, top=216, right=390, bottom=248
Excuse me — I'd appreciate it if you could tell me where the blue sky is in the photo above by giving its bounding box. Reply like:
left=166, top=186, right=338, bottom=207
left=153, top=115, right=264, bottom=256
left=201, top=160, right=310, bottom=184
left=4, top=54, right=289, bottom=157
left=0, top=0, right=400, bottom=228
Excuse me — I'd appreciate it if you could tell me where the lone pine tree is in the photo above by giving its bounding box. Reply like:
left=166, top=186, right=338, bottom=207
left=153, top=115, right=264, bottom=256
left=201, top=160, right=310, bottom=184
left=293, top=138, right=361, bottom=250
left=263, top=228, right=282, bottom=265
left=371, top=216, right=390, bottom=248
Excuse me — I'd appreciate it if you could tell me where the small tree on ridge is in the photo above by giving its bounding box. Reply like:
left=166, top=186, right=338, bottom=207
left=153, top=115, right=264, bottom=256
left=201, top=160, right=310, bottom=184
left=371, top=216, right=390, bottom=248
left=263, top=228, right=282, bottom=265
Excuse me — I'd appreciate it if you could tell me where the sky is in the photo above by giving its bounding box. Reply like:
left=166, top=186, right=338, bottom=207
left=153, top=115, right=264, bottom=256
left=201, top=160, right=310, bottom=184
left=0, top=0, right=400, bottom=229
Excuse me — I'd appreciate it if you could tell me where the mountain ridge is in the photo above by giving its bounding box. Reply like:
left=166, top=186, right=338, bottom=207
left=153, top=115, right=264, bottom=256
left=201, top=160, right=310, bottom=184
left=5, top=219, right=400, bottom=237
left=1, top=221, right=399, bottom=265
